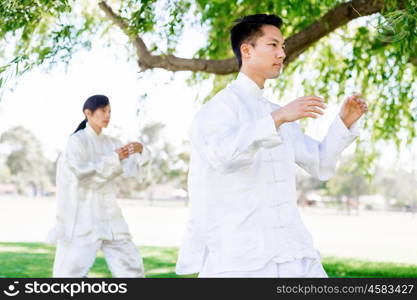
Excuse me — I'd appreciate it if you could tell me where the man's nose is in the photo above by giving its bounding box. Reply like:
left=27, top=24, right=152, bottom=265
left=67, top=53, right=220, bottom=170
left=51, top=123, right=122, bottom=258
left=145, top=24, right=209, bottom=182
left=277, top=48, right=286, bottom=60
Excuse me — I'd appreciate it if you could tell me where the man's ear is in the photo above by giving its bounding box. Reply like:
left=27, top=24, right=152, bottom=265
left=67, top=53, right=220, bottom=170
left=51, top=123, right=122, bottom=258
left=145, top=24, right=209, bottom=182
left=240, top=43, right=251, bottom=60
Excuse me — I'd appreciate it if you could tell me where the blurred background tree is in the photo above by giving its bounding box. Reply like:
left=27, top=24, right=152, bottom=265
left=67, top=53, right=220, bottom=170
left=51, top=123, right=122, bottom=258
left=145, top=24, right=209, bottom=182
left=326, top=155, right=373, bottom=214
left=374, top=166, right=417, bottom=211
left=115, top=121, right=189, bottom=200
left=0, top=126, right=54, bottom=195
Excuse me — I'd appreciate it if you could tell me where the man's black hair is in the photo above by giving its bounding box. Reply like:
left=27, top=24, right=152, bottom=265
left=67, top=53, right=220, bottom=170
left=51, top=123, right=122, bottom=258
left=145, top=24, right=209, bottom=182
left=231, top=14, right=283, bottom=69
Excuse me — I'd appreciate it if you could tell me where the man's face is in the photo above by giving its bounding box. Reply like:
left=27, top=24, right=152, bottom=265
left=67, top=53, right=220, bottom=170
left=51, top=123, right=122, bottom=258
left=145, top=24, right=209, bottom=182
left=242, top=25, right=286, bottom=79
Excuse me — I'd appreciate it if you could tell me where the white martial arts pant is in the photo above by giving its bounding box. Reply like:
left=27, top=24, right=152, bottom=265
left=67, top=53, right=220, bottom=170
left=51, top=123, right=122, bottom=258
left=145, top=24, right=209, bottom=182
left=198, top=257, right=328, bottom=278
left=53, top=239, right=144, bottom=278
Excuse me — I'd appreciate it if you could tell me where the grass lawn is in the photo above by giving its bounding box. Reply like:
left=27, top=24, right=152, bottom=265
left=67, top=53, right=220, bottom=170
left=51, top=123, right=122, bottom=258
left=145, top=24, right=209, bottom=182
left=0, top=242, right=416, bottom=278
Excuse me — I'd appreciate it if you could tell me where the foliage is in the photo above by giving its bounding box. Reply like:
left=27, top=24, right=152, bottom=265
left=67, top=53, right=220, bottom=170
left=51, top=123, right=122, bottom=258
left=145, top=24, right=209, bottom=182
left=374, top=166, right=417, bottom=207
left=115, top=121, right=189, bottom=198
left=0, top=0, right=96, bottom=84
left=326, top=154, right=373, bottom=198
left=0, top=126, right=53, bottom=195
left=197, top=0, right=417, bottom=149
left=140, top=122, right=189, bottom=192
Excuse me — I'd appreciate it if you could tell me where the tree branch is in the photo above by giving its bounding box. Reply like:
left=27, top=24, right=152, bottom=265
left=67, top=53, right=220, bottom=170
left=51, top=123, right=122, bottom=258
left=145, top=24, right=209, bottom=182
left=98, top=1, right=152, bottom=64
left=284, top=0, right=384, bottom=64
left=98, top=1, right=236, bottom=74
left=99, top=0, right=385, bottom=74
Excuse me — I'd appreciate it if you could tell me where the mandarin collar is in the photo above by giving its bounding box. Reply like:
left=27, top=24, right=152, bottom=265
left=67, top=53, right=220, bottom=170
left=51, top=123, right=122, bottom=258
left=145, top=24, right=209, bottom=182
left=85, top=122, right=103, bottom=139
left=233, top=72, right=264, bottom=99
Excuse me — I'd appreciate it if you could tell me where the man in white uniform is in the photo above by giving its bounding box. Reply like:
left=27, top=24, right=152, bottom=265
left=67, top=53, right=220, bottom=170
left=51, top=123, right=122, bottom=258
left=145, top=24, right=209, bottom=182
left=176, top=14, right=368, bottom=277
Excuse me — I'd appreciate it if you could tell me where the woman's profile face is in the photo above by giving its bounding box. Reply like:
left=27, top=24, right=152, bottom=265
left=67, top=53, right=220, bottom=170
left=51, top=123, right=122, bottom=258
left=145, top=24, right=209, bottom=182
left=85, top=104, right=111, bottom=129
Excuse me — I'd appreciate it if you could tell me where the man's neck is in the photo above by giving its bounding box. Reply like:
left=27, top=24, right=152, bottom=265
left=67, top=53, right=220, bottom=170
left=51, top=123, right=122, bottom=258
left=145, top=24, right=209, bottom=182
left=240, top=67, right=266, bottom=89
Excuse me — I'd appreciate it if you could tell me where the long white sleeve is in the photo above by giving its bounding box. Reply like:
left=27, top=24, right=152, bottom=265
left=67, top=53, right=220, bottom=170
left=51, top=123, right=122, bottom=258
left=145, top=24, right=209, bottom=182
left=121, top=146, right=150, bottom=180
left=293, top=115, right=360, bottom=181
left=190, top=99, right=282, bottom=174
left=65, top=135, right=123, bottom=187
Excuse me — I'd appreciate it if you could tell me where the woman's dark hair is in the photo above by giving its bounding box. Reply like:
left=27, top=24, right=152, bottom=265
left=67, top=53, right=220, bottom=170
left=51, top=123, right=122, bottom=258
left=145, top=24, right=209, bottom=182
left=73, top=95, right=110, bottom=134
left=230, top=14, right=283, bottom=69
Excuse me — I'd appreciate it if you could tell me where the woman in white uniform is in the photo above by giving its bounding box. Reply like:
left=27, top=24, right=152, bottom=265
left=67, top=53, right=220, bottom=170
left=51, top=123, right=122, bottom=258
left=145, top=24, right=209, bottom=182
left=47, top=95, right=148, bottom=278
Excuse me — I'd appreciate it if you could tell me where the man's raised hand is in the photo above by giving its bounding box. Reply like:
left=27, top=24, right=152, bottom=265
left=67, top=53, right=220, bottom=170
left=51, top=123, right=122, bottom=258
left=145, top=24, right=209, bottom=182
left=271, top=95, right=327, bottom=127
left=339, top=93, right=368, bottom=129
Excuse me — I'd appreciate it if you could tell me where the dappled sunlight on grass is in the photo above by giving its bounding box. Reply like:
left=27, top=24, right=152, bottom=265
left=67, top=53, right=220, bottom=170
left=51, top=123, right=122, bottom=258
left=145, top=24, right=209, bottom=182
left=0, top=242, right=415, bottom=278
left=323, top=256, right=417, bottom=278
left=0, top=242, right=192, bottom=278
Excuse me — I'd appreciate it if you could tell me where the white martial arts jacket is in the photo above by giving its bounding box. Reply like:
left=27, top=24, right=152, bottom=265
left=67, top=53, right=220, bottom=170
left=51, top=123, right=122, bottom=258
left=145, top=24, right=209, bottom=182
left=46, top=123, right=149, bottom=245
left=176, top=72, right=360, bottom=275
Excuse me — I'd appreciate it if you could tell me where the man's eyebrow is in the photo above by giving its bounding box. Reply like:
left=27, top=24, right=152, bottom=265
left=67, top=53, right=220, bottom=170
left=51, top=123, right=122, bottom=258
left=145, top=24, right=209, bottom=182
left=268, top=38, right=285, bottom=44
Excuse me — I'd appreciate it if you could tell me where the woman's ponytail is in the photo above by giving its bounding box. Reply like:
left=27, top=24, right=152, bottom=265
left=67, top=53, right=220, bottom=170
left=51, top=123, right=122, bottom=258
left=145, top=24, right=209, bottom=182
left=73, top=118, right=87, bottom=134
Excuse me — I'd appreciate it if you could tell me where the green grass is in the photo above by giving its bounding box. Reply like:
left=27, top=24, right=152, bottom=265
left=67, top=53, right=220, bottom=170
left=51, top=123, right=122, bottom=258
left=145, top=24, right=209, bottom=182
left=0, top=242, right=192, bottom=278
left=0, top=242, right=416, bottom=278
left=322, top=256, right=417, bottom=278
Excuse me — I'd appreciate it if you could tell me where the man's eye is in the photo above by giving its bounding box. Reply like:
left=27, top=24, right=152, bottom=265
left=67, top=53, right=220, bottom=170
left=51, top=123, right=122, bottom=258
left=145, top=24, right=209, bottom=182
left=269, top=43, right=277, bottom=47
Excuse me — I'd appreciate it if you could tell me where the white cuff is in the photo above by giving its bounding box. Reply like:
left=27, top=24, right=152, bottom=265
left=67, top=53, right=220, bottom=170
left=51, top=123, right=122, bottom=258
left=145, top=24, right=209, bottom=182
left=134, top=146, right=150, bottom=165
left=255, top=114, right=283, bottom=148
left=332, top=115, right=360, bottom=138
